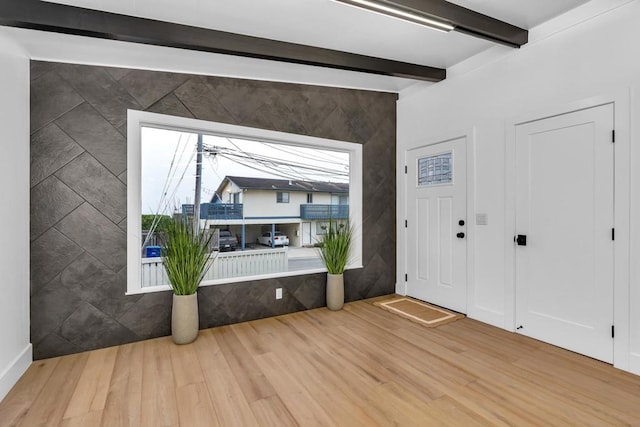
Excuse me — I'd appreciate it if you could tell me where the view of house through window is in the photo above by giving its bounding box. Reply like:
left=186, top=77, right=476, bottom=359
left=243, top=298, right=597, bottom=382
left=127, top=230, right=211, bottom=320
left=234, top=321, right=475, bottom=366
left=140, top=127, right=350, bottom=288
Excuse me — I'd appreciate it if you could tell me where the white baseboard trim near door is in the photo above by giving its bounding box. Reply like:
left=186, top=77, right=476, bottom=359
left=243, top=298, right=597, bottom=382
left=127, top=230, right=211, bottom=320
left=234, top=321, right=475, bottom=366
left=0, top=344, right=32, bottom=402
left=628, top=352, right=640, bottom=376
left=467, top=306, right=505, bottom=330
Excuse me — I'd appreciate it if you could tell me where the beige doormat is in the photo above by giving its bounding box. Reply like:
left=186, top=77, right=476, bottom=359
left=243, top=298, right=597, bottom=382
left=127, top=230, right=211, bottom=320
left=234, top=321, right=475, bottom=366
left=373, top=297, right=464, bottom=328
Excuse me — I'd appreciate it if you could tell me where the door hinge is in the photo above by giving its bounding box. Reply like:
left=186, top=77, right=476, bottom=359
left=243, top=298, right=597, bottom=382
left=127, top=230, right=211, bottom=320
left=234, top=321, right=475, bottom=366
left=612, top=228, right=615, bottom=241
left=405, top=220, right=408, bottom=228
left=612, top=129, right=615, bottom=143
left=405, top=273, right=408, bottom=282
left=404, top=165, right=408, bottom=174
left=612, top=325, right=615, bottom=338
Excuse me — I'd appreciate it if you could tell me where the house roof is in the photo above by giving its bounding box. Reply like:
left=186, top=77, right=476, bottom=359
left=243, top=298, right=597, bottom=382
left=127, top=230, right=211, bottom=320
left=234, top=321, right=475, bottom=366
left=214, top=176, right=348, bottom=200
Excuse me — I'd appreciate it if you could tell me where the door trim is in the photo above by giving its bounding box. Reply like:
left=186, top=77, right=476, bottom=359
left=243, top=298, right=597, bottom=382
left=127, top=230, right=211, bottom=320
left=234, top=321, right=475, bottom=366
left=398, top=129, right=476, bottom=316
left=505, top=89, right=631, bottom=371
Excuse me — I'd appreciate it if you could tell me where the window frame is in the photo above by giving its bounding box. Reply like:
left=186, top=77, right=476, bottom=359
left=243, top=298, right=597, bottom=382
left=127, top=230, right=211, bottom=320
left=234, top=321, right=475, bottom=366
left=126, top=110, right=363, bottom=295
left=276, top=191, right=290, bottom=203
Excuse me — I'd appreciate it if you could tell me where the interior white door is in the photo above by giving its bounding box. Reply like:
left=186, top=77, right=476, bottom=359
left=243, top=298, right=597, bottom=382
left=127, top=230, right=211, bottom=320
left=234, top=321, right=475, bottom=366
left=302, top=222, right=311, bottom=246
left=515, top=103, right=614, bottom=363
left=406, top=137, right=467, bottom=313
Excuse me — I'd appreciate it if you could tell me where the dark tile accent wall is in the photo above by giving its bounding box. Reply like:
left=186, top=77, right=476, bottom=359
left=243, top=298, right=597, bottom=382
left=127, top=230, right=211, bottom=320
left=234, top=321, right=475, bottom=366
left=30, top=61, right=397, bottom=359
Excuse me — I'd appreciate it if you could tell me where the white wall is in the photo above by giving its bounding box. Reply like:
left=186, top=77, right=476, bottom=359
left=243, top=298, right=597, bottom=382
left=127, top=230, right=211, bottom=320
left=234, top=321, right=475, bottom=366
left=0, top=34, right=31, bottom=400
left=243, top=190, right=311, bottom=218
left=398, top=0, right=640, bottom=374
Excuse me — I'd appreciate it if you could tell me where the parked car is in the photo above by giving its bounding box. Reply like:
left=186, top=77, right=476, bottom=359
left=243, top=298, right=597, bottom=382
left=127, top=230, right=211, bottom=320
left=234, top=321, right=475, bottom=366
left=217, top=230, right=238, bottom=252
left=258, top=231, right=289, bottom=247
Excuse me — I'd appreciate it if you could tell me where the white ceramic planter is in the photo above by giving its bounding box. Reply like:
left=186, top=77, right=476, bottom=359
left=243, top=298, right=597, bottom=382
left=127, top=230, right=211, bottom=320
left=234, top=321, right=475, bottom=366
left=326, top=273, right=345, bottom=311
left=172, top=292, right=199, bottom=344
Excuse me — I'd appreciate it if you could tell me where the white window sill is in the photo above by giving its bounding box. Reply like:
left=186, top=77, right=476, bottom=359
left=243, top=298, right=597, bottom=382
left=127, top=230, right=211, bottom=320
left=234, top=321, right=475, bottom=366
left=126, top=264, right=363, bottom=296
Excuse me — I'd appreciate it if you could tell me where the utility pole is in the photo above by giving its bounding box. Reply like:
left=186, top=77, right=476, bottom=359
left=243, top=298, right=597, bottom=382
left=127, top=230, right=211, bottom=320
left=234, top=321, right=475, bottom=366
left=193, top=133, right=203, bottom=234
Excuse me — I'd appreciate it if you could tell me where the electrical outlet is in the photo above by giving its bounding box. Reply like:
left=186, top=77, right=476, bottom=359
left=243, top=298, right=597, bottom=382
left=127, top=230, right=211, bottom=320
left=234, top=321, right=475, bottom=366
left=275, top=288, right=283, bottom=300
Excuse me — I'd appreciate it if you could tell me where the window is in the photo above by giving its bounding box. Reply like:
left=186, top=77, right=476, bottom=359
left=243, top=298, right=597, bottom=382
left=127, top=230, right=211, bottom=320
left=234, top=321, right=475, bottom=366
left=316, top=221, right=328, bottom=235
left=277, top=191, right=290, bottom=203
left=418, top=152, right=452, bottom=186
left=316, top=220, right=348, bottom=235
left=331, top=194, right=349, bottom=205
left=127, top=111, right=363, bottom=294
left=307, top=193, right=313, bottom=203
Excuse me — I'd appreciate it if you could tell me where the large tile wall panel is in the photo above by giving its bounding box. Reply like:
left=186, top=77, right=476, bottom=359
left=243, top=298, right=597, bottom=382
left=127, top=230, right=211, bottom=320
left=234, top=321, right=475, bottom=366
left=30, top=61, right=397, bottom=359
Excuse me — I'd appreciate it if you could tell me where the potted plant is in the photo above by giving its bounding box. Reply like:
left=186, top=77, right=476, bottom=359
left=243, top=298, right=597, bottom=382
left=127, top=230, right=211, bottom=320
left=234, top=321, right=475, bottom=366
left=317, top=219, right=353, bottom=311
left=161, top=219, right=214, bottom=344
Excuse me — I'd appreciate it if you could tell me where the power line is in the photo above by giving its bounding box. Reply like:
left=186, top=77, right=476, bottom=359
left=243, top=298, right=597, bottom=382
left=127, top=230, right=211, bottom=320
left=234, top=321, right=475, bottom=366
left=203, top=143, right=349, bottom=179
left=261, top=141, right=349, bottom=167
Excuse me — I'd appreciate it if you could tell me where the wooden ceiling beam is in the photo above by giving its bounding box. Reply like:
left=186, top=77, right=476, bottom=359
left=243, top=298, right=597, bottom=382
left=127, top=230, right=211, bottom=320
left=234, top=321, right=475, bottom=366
left=402, top=0, right=528, bottom=47
left=0, top=0, right=447, bottom=82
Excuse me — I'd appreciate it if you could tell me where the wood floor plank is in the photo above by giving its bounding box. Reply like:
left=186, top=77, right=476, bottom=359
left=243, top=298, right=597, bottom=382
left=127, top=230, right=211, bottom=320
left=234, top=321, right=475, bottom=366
left=253, top=351, right=337, bottom=426
left=4, top=297, right=640, bottom=426
left=216, top=324, right=277, bottom=403
left=194, top=329, right=259, bottom=427
left=168, top=339, right=219, bottom=426
left=276, top=315, right=402, bottom=425
left=140, top=337, right=179, bottom=427
left=254, top=317, right=390, bottom=426
left=63, top=346, right=118, bottom=420
left=100, top=342, right=144, bottom=427
left=59, top=410, right=104, bottom=427
left=249, top=395, right=298, bottom=427
left=19, top=353, right=88, bottom=427
left=368, top=381, right=443, bottom=426
left=175, top=382, right=219, bottom=427
left=0, top=358, right=60, bottom=427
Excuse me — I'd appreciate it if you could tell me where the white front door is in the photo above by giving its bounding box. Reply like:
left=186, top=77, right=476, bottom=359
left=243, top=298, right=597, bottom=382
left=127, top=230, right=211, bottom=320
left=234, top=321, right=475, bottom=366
left=515, top=103, right=614, bottom=363
left=406, top=137, right=467, bottom=313
left=302, top=222, right=311, bottom=246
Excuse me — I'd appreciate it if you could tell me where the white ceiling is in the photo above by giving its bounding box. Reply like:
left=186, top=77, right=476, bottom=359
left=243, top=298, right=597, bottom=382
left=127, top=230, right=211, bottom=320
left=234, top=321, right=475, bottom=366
left=43, top=0, right=592, bottom=69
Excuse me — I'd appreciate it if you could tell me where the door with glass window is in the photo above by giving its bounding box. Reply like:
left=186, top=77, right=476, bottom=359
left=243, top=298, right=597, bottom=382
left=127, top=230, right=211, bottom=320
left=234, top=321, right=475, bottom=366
left=406, top=138, right=467, bottom=313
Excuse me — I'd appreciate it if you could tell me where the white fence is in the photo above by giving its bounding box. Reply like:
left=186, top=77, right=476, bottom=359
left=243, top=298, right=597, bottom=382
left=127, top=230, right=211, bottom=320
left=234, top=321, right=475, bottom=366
left=141, top=247, right=288, bottom=287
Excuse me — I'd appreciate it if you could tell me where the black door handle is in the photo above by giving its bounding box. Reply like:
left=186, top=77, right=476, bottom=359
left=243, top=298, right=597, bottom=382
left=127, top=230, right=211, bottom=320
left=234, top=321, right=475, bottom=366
left=516, top=234, right=527, bottom=246
left=456, top=232, right=465, bottom=239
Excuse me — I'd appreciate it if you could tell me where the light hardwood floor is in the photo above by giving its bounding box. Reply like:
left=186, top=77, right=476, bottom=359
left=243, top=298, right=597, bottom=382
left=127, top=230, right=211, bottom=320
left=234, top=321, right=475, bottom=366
left=2, top=295, right=640, bottom=426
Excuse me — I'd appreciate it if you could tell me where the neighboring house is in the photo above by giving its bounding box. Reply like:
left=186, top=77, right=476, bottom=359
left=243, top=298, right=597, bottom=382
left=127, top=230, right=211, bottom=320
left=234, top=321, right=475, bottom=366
left=183, top=176, right=349, bottom=248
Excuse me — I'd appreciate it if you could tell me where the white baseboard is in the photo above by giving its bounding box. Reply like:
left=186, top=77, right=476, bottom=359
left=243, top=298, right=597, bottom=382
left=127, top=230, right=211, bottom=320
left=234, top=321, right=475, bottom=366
left=629, top=352, right=640, bottom=376
left=0, top=344, right=32, bottom=402
left=468, top=306, right=506, bottom=330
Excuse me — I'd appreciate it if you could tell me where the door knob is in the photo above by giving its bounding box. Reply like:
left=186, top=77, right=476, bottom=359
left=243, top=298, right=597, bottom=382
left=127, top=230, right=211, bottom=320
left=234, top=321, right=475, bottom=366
left=456, top=232, right=465, bottom=239
left=516, top=234, right=527, bottom=246
left=458, top=220, right=465, bottom=226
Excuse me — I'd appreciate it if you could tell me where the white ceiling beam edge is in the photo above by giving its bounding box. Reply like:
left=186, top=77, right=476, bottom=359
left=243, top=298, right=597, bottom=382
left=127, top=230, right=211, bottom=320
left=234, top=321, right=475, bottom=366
left=1, top=26, right=422, bottom=93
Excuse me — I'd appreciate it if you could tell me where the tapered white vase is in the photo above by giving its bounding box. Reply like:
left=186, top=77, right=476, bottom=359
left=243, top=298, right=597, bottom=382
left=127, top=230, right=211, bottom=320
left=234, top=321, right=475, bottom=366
left=326, top=273, right=344, bottom=311
left=172, top=292, right=199, bottom=344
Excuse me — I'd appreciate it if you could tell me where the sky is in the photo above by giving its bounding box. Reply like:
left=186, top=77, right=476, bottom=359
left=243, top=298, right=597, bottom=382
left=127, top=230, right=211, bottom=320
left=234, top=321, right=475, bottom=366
left=141, top=127, right=350, bottom=215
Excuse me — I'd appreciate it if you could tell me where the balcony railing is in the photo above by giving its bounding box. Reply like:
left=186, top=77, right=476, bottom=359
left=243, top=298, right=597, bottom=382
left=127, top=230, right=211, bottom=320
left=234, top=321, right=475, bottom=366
left=182, top=203, right=243, bottom=220
left=300, top=204, right=349, bottom=220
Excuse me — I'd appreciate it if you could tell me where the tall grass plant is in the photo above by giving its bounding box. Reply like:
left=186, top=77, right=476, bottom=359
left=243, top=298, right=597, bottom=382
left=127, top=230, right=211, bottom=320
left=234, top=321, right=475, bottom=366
left=317, top=220, right=353, bottom=274
left=161, top=220, right=214, bottom=295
